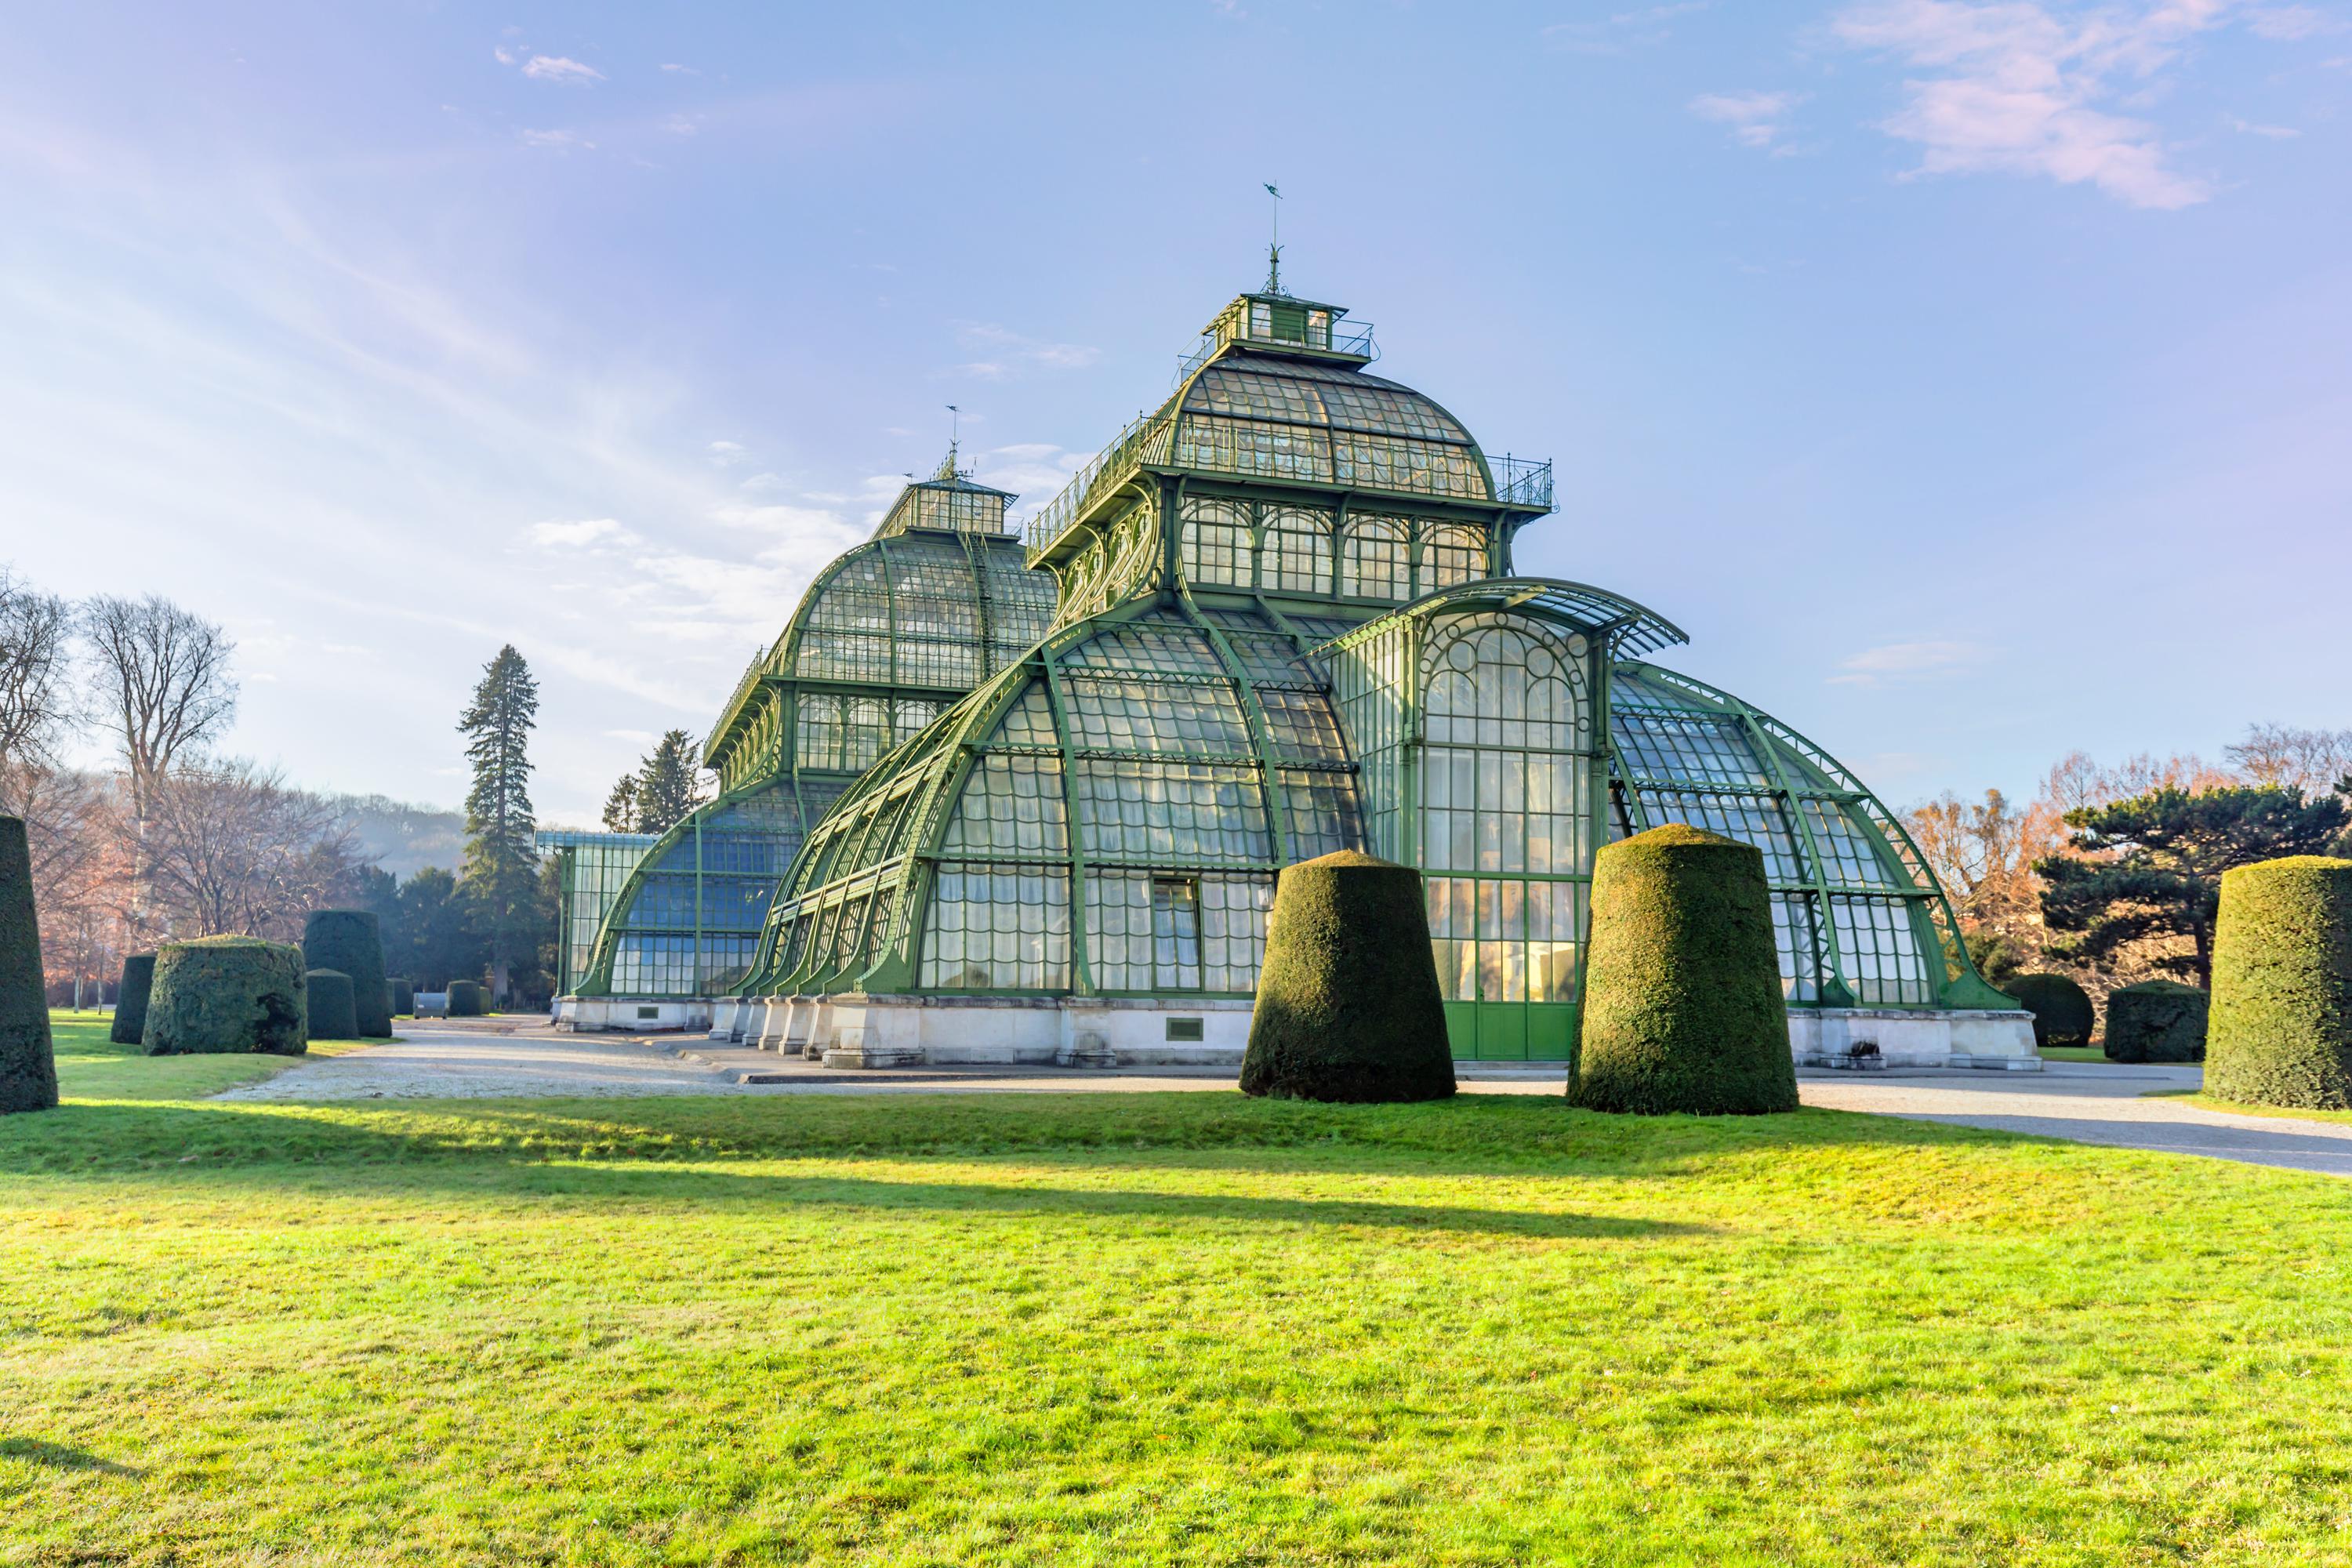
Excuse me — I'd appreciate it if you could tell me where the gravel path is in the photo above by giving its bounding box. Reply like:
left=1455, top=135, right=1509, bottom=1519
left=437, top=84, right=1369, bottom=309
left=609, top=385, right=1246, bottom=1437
left=216, top=1023, right=739, bottom=1100
left=216, top=1029, right=2352, bottom=1178
left=1799, top=1061, right=2352, bottom=1178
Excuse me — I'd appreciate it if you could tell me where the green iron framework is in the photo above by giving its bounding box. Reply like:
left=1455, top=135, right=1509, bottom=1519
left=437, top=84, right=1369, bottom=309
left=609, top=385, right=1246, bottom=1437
left=560, top=451, right=1055, bottom=1000
left=557, top=276, right=2011, bottom=1058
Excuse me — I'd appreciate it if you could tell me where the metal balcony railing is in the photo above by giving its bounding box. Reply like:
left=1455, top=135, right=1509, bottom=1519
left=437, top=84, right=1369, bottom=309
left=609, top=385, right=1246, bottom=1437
left=1490, top=454, right=1555, bottom=513
left=1024, top=406, right=1178, bottom=557
left=705, top=647, right=774, bottom=761
left=1174, top=315, right=1377, bottom=385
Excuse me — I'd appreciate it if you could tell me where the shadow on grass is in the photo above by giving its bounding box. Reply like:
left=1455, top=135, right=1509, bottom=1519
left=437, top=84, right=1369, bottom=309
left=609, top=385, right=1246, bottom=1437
left=0, top=1088, right=2033, bottom=1196
left=0, top=1436, right=140, bottom=1476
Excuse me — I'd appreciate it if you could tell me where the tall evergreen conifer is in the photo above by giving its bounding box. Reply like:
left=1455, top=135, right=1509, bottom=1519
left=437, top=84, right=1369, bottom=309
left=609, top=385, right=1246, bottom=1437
left=457, top=645, right=539, bottom=1003
left=633, top=729, right=702, bottom=834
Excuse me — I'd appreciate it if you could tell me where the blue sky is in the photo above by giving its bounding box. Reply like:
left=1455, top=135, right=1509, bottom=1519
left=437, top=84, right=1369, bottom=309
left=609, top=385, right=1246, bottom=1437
left=2, top=1, right=2345, bottom=827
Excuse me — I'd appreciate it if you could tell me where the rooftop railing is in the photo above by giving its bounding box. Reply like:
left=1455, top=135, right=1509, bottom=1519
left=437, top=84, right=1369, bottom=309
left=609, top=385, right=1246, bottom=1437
left=1025, top=424, right=1560, bottom=559
left=704, top=646, right=775, bottom=761
left=1174, top=314, right=1377, bottom=385
left=1024, top=405, right=1178, bottom=556
left=1490, top=454, right=1555, bottom=513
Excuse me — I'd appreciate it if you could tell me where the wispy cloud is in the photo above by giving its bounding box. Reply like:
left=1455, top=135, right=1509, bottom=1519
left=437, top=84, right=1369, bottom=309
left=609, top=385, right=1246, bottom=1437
left=1545, top=2, right=1711, bottom=55
left=521, top=55, right=604, bottom=85
left=527, top=518, right=627, bottom=548
left=1690, top=90, right=1807, bottom=151
left=1828, top=0, right=2277, bottom=209
left=946, top=323, right=1101, bottom=382
left=2247, top=5, right=2341, bottom=40
left=659, top=63, right=700, bottom=74
left=518, top=128, right=592, bottom=151
left=1829, top=639, right=1986, bottom=686
left=706, top=439, right=749, bottom=466
left=2227, top=114, right=2301, bottom=136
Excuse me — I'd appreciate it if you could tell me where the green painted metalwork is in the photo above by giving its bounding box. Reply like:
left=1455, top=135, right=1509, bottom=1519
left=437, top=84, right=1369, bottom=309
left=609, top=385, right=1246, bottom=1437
left=1604, top=660, right=2007, bottom=1011
left=550, top=278, right=2007, bottom=1058
left=564, top=454, right=1054, bottom=1000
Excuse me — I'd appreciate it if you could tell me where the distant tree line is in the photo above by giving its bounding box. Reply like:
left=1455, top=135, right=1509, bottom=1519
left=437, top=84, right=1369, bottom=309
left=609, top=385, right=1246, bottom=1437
left=1905, top=723, right=2352, bottom=1018
left=1, top=562, right=563, bottom=1007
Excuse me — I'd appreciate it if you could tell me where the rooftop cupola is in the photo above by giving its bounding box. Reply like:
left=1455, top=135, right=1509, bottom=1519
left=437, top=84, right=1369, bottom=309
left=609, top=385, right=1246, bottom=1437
left=1179, top=261, right=1376, bottom=380
left=873, top=443, right=1018, bottom=539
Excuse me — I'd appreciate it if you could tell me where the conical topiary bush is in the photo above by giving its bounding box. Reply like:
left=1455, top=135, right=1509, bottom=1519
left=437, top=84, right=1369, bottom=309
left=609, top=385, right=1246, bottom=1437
left=111, top=953, right=158, bottom=1047
left=2002, top=972, right=2094, bottom=1050
left=1570, top=822, right=1796, bottom=1115
left=303, top=909, right=391, bottom=1037
left=1240, top=850, right=1456, bottom=1103
left=305, top=969, right=358, bottom=1040
left=2207, top=855, right=2352, bottom=1108
left=0, top=815, right=58, bottom=1113
left=388, top=977, right=414, bottom=1018
left=146, top=937, right=308, bottom=1056
left=447, top=979, right=487, bottom=1017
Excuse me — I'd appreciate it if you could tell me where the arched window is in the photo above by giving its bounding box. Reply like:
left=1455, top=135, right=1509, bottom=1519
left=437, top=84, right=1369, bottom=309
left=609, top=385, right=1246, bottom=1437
left=1262, top=507, right=1334, bottom=596
left=1180, top=499, right=1252, bottom=588
left=796, top=695, right=843, bottom=771
left=892, top=699, right=940, bottom=748
left=1341, top=516, right=1409, bottom=601
left=1418, top=524, right=1485, bottom=593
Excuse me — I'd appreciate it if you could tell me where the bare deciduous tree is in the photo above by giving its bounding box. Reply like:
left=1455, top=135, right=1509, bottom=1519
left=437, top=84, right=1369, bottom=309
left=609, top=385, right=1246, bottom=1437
left=1904, top=788, right=2065, bottom=978
left=0, top=565, right=78, bottom=768
left=2227, top=723, right=2352, bottom=796
left=140, top=758, right=367, bottom=939
left=81, top=593, right=238, bottom=811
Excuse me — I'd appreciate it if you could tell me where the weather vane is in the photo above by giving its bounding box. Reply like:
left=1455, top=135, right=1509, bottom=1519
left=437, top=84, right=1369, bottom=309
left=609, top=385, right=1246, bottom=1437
left=1263, top=182, right=1283, bottom=292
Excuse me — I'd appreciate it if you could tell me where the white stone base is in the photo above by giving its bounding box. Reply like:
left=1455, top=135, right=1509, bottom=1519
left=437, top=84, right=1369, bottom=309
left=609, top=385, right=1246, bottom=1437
left=557, top=993, right=2040, bottom=1073
left=1788, top=1007, right=2040, bottom=1071
left=550, top=996, right=713, bottom=1033
left=793, top=994, right=1254, bottom=1069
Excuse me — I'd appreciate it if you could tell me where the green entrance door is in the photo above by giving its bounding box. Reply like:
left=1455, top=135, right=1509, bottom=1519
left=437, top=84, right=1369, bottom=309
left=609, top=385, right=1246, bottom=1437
left=1428, top=877, right=1581, bottom=1062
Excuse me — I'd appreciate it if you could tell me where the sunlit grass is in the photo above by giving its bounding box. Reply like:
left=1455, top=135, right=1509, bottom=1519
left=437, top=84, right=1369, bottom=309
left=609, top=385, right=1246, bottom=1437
left=47, top=1008, right=384, bottom=1102
left=6, top=1061, right=2352, bottom=1563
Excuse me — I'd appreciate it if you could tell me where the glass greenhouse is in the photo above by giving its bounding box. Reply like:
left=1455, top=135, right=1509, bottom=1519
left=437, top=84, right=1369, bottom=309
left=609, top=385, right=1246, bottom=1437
left=561, top=274, right=2030, bottom=1067
left=546, top=451, right=1055, bottom=1030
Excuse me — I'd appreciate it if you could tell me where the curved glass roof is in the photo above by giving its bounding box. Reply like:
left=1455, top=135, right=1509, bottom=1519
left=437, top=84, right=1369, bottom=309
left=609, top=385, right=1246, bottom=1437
left=746, top=601, right=1360, bottom=996
left=586, top=508, right=1057, bottom=1000
left=1606, top=661, right=1999, bottom=1010
left=788, top=532, right=1055, bottom=693
left=1169, top=355, right=1492, bottom=503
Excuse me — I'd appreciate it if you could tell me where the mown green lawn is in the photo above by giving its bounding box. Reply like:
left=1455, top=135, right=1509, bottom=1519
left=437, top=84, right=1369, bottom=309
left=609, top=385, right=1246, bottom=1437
left=6, top=1029, right=2352, bottom=1565
left=43, top=1010, right=384, bottom=1100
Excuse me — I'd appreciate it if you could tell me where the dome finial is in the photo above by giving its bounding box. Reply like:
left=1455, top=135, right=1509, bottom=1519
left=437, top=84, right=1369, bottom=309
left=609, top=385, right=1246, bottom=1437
left=1263, top=181, right=1284, bottom=294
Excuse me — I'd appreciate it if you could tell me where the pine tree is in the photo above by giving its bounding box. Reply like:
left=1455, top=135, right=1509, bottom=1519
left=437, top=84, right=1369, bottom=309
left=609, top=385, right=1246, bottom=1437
left=2039, top=785, right=2348, bottom=989
left=633, top=729, right=703, bottom=835
left=600, top=775, right=638, bottom=833
left=457, top=645, right=540, bottom=1003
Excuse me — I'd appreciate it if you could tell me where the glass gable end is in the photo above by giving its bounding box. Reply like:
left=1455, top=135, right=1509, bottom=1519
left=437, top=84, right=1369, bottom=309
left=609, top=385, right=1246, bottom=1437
left=1606, top=662, right=1970, bottom=1009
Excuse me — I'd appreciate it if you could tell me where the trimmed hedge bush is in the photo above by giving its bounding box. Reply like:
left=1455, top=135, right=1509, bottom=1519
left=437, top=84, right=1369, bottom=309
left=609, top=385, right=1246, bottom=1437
left=1570, top=822, right=1796, bottom=1116
left=2103, top=980, right=2208, bottom=1063
left=2207, top=855, right=2352, bottom=1108
left=305, top=968, right=358, bottom=1040
left=111, top=952, right=158, bottom=1047
left=0, top=815, right=57, bottom=1114
left=447, top=979, right=487, bottom=1017
left=389, top=977, right=415, bottom=1018
left=1240, top=850, right=1456, bottom=1104
left=145, top=937, right=308, bottom=1056
left=303, top=909, right=391, bottom=1037
left=2003, top=972, right=2094, bottom=1050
